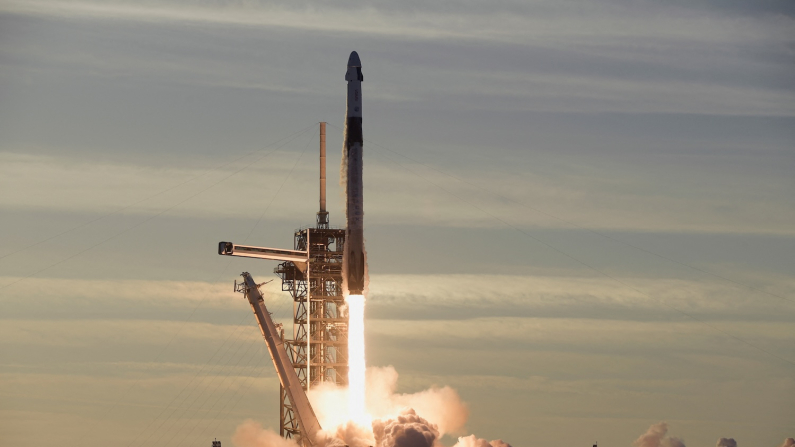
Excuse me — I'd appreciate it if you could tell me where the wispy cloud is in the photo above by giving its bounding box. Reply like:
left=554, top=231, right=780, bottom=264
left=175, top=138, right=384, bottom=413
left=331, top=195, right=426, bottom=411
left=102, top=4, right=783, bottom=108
left=366, top=273, right=795, bottom=321
left=6, top=151, right=792, bottom=235
left=3, top=0, right=791, bottom=44
left=2, top=0, right=793, bottom=116
left=367, top=317, right=795, bottom=354
left=0, top=151, right=321, bottom=219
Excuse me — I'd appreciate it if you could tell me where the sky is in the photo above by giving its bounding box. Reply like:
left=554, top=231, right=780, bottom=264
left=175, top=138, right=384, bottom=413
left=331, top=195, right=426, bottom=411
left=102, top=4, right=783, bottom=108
left=1, top=0, right=794, bottom=446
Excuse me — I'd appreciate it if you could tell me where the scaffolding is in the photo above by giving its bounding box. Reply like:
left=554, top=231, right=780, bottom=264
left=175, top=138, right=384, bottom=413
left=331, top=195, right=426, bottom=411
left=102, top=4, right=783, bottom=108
left=274, top=225, right=347, bottom=440
left=217, top=123, right=347, bottom=446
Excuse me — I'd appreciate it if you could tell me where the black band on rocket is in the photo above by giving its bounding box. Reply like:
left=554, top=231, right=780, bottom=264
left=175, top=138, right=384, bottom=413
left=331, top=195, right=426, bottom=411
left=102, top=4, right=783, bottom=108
left=346, top=117, right=363, bottom=144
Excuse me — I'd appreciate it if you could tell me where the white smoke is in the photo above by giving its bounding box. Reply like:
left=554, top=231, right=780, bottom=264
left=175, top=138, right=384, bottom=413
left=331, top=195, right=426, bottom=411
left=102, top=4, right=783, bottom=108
left=307, top=365, right=467, bottom=438
left=323, top=420, right=376, bottom=447
left=633, top=422, right=685, bottom=447
left=451, top=435, right=513, bottom=447
left=301, top=364, right=512, bottom=447
left=365, top=366, right=468, bottom=436
left=307, top=381, right=353, bottom=430
left=373, top=408, right=439, bottom=447
left=716, top=438, right=737, bottom=447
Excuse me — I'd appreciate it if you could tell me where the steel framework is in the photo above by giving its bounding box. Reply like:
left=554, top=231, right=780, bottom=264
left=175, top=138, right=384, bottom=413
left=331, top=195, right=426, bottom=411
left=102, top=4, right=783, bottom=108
left=274, top=226, right=348, bottom=441
left=217, top=123, right=345, bottom=446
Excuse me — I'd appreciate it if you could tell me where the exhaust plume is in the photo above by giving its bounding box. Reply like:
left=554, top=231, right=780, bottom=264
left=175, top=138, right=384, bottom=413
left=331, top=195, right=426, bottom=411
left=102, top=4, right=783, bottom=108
left=307, top=365, right=467, bottom=438
left=633, top=422, right=685, bottom=447
left=347, top=294, right=368, bottom=425
left=327, top=420, right=376, bottom=447
left=249, top=363, right=509, bottom=447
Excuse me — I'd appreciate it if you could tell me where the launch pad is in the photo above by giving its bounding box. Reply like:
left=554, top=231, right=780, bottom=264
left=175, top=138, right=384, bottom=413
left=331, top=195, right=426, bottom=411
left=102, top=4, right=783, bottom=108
left=218, top=123, right=349, bottom=444
left=218, top=52, right=366, bottom=447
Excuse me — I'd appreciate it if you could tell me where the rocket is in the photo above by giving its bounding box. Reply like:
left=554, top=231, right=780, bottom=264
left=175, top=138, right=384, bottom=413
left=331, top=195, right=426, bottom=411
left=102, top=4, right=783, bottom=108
left=343, top=51, right=366, bottom=295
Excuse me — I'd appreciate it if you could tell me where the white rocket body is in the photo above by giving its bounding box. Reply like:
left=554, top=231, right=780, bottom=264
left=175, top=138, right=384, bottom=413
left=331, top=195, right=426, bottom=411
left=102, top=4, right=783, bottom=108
left=343, top=51, right=366, bottom=295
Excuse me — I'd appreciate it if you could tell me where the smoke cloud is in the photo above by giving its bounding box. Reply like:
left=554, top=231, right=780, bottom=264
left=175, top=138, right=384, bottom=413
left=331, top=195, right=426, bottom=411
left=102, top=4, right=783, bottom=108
left=232, top=419, right=300, bottom=447
left=307, top=381, right=352, bottom=431
left=373, top=408, right=440, bottom=447
left=306, top=365, right=467, bottom=439
left=244, top=364, right=508, bottom=447
left=323, top=421, right=375, bottom=447
left=633, top=422, right=685, bottom=447
left=366, top=366, right=468, bottom=436
left=778, top=439, right=795, bottom=447
left=451, top=435, right=513, bottom=447
left=716, top=438, right=737, bottom=447
left=302, top=364, right=513, bottom=447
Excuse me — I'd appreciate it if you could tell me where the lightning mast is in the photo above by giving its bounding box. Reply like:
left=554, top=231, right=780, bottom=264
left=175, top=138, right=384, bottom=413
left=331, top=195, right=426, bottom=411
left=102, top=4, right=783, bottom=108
left=218, top=123, right=348, bottom=446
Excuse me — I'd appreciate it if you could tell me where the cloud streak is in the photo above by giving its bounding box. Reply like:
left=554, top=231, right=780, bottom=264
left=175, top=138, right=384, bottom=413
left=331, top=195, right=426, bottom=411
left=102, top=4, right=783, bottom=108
left=366, top=273, right=795, bottom=322
left=4, top=150, right=794, bottom=235
left=3, top=0, right=791, bottom=45
left=2, top=0, right=793, bottom=118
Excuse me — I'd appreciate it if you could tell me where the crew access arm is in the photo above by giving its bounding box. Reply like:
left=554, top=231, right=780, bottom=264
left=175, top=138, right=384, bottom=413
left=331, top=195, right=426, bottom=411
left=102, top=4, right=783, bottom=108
left=238, top=272, right=322, bottom=445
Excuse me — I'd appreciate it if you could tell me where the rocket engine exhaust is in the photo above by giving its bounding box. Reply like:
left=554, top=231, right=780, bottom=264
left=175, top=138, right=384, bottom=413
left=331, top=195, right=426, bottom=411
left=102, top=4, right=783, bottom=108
left=343, top=50, right=366, bottom=296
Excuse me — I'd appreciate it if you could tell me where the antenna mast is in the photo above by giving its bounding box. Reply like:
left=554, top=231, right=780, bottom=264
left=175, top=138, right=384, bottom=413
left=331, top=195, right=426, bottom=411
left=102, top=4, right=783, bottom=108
left=317, top=122, right=329, bottom=228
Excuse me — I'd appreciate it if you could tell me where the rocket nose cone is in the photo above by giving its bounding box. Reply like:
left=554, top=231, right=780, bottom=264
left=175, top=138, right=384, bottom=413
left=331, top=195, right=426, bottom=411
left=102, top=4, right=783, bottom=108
left=347, top=51, right=361, bottom=67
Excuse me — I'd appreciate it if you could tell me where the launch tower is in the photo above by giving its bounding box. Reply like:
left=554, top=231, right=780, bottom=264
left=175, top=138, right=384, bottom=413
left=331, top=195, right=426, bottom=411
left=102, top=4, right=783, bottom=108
left=218, top=123, right=347, bottom=444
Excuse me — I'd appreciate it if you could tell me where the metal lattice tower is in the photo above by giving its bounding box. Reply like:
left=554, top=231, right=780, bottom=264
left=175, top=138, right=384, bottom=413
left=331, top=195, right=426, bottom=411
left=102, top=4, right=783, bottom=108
left=274, top=225, right=348, bottom=440
left=274, top=123, right=348, bottom=441
left=216, top=123, right=348, bottom=446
